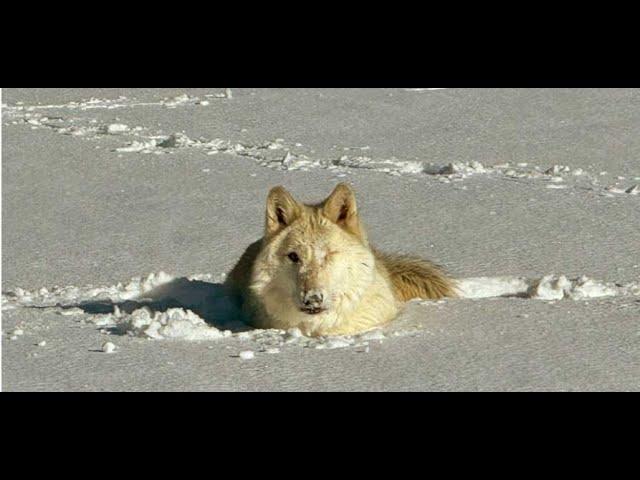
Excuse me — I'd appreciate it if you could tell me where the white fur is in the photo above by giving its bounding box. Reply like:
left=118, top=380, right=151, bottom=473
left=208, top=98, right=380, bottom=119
left=246, top=218, right=399, bottom=336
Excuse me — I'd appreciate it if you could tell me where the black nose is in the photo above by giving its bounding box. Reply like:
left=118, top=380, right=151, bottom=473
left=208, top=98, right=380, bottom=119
left=303, top=293, right=323, bottom=306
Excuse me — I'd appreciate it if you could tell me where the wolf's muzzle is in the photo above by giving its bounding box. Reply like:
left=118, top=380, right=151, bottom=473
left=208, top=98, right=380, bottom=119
left=300, top=291, right=326, bottom=314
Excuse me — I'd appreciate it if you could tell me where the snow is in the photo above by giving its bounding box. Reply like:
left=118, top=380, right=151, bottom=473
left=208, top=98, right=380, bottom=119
left=104, top=123, right=129, bottom=134
left=122, top=307, right=232, bottom=341
left=3, top=88, right=640, bottom=391
left=457, top=275, right=635, bottom=300
left=102, top=342, right=116, bottom=353
left=238, top=350, right=254, bottom=360
left=315, top=339, right=353, bottom=350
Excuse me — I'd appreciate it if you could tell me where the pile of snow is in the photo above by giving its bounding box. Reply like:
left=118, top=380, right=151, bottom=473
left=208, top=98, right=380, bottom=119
left=161, top=92, right=230, bottom=108
left=84, top=303, right=389, bottom=348
left=427, top=160, right=487, bottom=176
left=205, top=88, right=232, bottom=99
left=2, top=270, right=380, bottom=346
left=2, top=271, right=176, bottom=310
left=115, top=139, right=160, bottom=153
left=116, top=133, right=288, bottom=160
left=333, top=155, right=424, bottom=175
left=456, top=274, right=638, bottom=300
left=101, top=123, right=130, bottom=134
left=162, top=94, right=198, bottom=108
left=2, top=109, right=142, bottom=140
left=605, top=184, right=640, bottom=196
left=118, top=307, right=233, bottom=341
left=3, top=93, right=229, bottom=116
left=5, top=269, right=637, bottom=348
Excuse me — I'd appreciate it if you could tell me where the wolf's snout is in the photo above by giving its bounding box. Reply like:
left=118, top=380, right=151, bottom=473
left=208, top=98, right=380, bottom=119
left=302, top=291, right=324, bottom=307
left=300, top=290, right=326, bottom=314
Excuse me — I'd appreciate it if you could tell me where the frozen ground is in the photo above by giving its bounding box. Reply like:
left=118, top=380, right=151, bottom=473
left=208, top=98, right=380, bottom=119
left=2, top=88, right=639, bottom=391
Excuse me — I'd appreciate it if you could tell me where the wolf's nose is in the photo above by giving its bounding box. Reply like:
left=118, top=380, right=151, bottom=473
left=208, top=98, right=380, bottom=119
left=303, top=292, right=324, bottom=306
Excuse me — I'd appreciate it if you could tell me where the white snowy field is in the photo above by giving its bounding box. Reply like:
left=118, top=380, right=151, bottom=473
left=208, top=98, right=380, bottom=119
left=2, top=88, right=639, bottom=391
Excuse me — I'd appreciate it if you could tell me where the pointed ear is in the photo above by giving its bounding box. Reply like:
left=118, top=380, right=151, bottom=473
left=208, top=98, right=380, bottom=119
left=322, top=183, right=362, bottom=237
left=265, top=186, right=301, bottom=237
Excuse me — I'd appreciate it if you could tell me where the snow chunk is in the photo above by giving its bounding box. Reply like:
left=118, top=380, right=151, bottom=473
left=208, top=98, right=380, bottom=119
left=360, top=329, right=386, bottom=341
left=286, top=327, right=304, bottom=339
left=531, top=275, right=573, bottom=300
left=239, top=350, right=255, bottom=360
left=121, top=307, right=232, bottom=341
left=162, top=94, right=198, bottom=108
left=315, top=338, right=354, bottom=349
left=116, top=139, right=158, bottom=153
left=457, top=275, right=629, bottom=301
left=567, top=276, right=619, bottom=299
left=103, top=123, right=130, bottom=134
left=457, top=277, right=530, bottom=299
left=435, top=161, right=486, bottom=176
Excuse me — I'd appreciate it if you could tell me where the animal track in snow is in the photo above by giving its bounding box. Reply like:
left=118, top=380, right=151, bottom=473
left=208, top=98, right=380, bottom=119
left=4, top=96, right=639, bottom=197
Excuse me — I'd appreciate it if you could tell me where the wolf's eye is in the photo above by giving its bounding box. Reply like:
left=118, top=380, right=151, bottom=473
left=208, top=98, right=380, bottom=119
left=287, top=252, right=300, bottom=263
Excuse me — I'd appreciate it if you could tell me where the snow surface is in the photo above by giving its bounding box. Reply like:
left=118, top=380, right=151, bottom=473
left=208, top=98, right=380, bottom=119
left=3, top=88, right=640, bottom=391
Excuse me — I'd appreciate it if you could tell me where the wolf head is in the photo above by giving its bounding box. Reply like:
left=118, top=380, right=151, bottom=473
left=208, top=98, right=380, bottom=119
left=250, top=183, right=376, bottom=328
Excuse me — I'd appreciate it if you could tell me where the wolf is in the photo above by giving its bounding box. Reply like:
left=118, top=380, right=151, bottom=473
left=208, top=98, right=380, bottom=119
left=225, top=183, right=457, bottom=336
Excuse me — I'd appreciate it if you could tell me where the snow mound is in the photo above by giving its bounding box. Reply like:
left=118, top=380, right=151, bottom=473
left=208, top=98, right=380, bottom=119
left=457, top=275, right=638, bottom=300
left=118, top=307, right=232, bottom=341
left=333, top=156, right=425, bottom=175
left=2, top=271, right=176, bottom=309
left=102, top=123, right=130, bottom=134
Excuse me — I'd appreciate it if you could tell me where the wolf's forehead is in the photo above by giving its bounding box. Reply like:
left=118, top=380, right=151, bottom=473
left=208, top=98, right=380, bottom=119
left=287, top=223, right=335, bottom=250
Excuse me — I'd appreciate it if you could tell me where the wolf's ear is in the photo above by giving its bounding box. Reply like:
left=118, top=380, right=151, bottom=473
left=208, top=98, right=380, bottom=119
left=265, top=186, right=301, bottom=236
left=322, top=183, right=363, bottom=237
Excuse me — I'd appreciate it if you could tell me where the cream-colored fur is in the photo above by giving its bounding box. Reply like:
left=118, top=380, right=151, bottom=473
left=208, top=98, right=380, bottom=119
left=225, top=183, right=456, bottom=336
